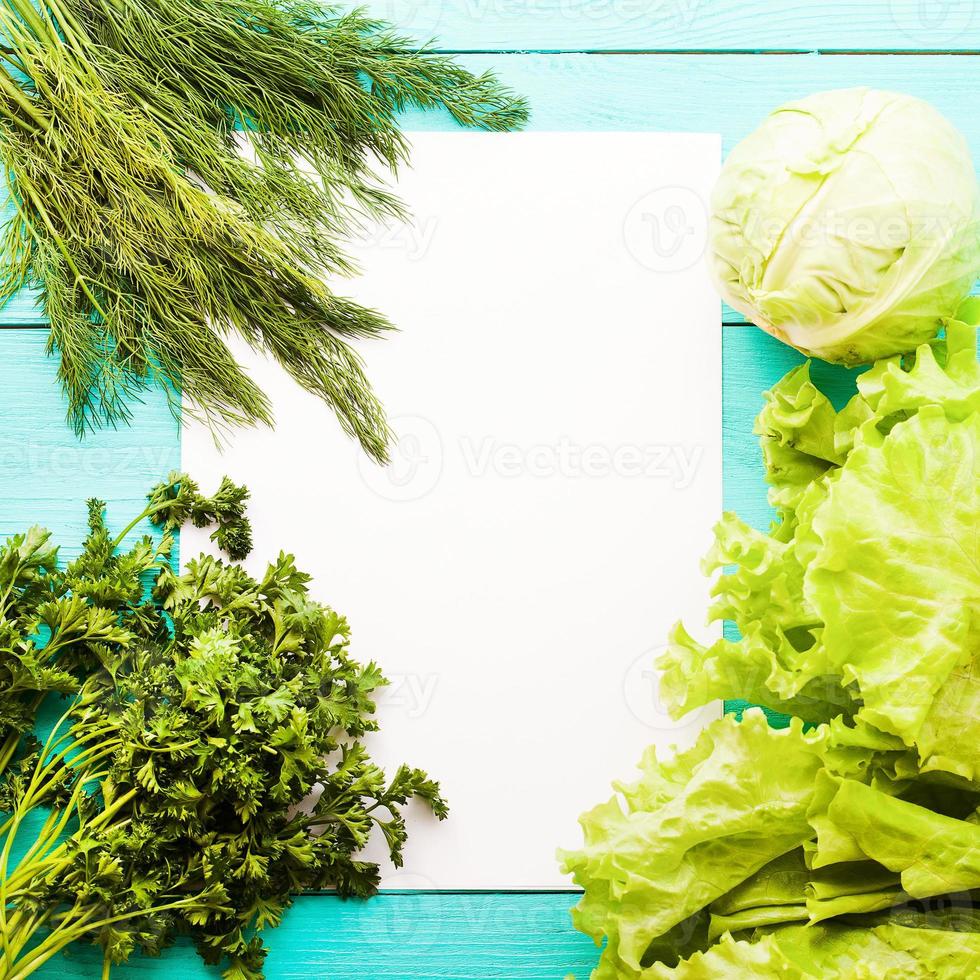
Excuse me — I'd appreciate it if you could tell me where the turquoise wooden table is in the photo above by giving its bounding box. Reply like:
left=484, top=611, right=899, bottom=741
left=3, top=2, right=979, bottom=976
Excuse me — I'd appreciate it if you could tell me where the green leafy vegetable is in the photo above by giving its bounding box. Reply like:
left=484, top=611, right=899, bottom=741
left=0, top=0, right=527, bottom=457
left=645, top=918, right=980, bottom=978
left=0, top=474, right=443, bottom=979
left=562, top=300, right=980, bottom=977
left=558, top=712, right=825, bottom=977
left=709, top=88, right=980, bottom=365
left=664, top=299, right=980, bottom=774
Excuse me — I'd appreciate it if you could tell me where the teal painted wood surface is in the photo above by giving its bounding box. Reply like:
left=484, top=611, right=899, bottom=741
left=33, top=894, right=600, bottom=979
left=395, top=53, right=980, bottom=162
left=363, top=1, right=980, bottom=52
left=1, top=6, right=978, bottom=977
left=0, top=330, right=179, bottom=556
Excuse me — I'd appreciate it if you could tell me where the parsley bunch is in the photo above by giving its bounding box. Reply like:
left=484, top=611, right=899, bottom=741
left=0, top=475, right=444, bottom=979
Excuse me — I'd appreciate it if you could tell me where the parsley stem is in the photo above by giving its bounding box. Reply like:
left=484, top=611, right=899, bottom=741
left=5, top=895, right=205, bottom=980
left=109, top=493, right=181, bottom=549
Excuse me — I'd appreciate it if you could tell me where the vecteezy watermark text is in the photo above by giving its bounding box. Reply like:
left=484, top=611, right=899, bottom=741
left=359, top=416, right=706, bottom=501
left=888, top=0, right=975, bottom=45
left=350, top=215, right=440, bottom=261
left=460, top=437, right=703, bottom=489
left=376, top=672, right=440, bottom=719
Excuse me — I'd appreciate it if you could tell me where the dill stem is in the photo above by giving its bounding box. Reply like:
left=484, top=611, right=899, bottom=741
left=1, top=0, right=51, bottom=46
left=36, top=0, right=93, bottom=62
left=7, top=175, right=110, bottom=324
left=0, top=67, right=46, bottom=135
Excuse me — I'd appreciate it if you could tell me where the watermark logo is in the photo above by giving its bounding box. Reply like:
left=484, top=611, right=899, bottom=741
left=456, top=0, right=704, bottom=29
left=376, top=672, right=440, bottom=719
left=360, top=421, right=704, bottom=500
left=624, top=186, right=709, bottom=273
left=0, top=438, right=178, bottom=479
left=741, top=208, right=961, bottom=253
left=460, top=437, right=703, bottom=489
left=889, top=0, right=975, bottom=45
left=351, top=215, right=439, bottom=262
left=368, top=0, right=444, bottom=42
left=358, top=415, right=443, bottom=503
left=623, top=645, right=712, bottom=731
left=377, top=870, right=439, bottom=944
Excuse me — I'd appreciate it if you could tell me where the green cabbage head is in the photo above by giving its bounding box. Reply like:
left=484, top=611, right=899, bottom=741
left=709, top=88, right=980, bottom=364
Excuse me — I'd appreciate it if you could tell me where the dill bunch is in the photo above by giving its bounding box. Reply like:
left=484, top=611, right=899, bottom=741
left=0, top=0, right=528, bottom=459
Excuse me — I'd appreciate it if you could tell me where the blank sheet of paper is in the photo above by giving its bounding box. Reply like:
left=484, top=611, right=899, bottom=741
left=182, top=132, right=722, bottom=888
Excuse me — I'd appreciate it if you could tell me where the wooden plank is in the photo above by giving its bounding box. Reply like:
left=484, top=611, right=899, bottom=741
left=0, top=280, right=42, bottom=325
left=0, top=330, right=179, bottom=555
left=396, top=53, right=980, bottom=153
left=8, top=53, right=980, bottom=324
left=38, top=893, right=598, bottom=978
left=365, top=1, right=980, bottom=52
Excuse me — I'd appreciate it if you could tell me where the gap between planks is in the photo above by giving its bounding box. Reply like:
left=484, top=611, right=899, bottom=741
left=399, top=48, right=980, bottom=56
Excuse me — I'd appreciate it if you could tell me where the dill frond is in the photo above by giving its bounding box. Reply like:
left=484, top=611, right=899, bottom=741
left=0, top=0, right=529, bottom=460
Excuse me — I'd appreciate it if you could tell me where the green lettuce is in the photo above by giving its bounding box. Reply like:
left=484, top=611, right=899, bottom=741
left=809, top=775, right=980, bottom=899
left=563, top=301, right=980, bottom=977
left=646, top=918, right=980, bottom=978
left=662, top=300, right=980, bottom=778
left=558, top=712, right=825, bottom=976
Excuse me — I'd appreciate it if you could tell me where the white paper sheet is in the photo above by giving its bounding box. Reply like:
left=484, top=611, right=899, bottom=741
left=182, top=132, right=722, bottom=888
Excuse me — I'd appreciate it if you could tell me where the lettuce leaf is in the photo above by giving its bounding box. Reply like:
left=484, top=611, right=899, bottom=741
left=770, top=919, right=980, bottom=978
left=645, top=918, right=980, bottom=978
left=558, top=711, right=824, bottom=975
left=810, top=776, right=980, bottom=900
left=660, top=303, right=980, bottom=778
left=563, top=303, right=980, bottom=978
left=807, top=408, right=980, bottom=751
left=641, top=933, right=801, bottom=978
